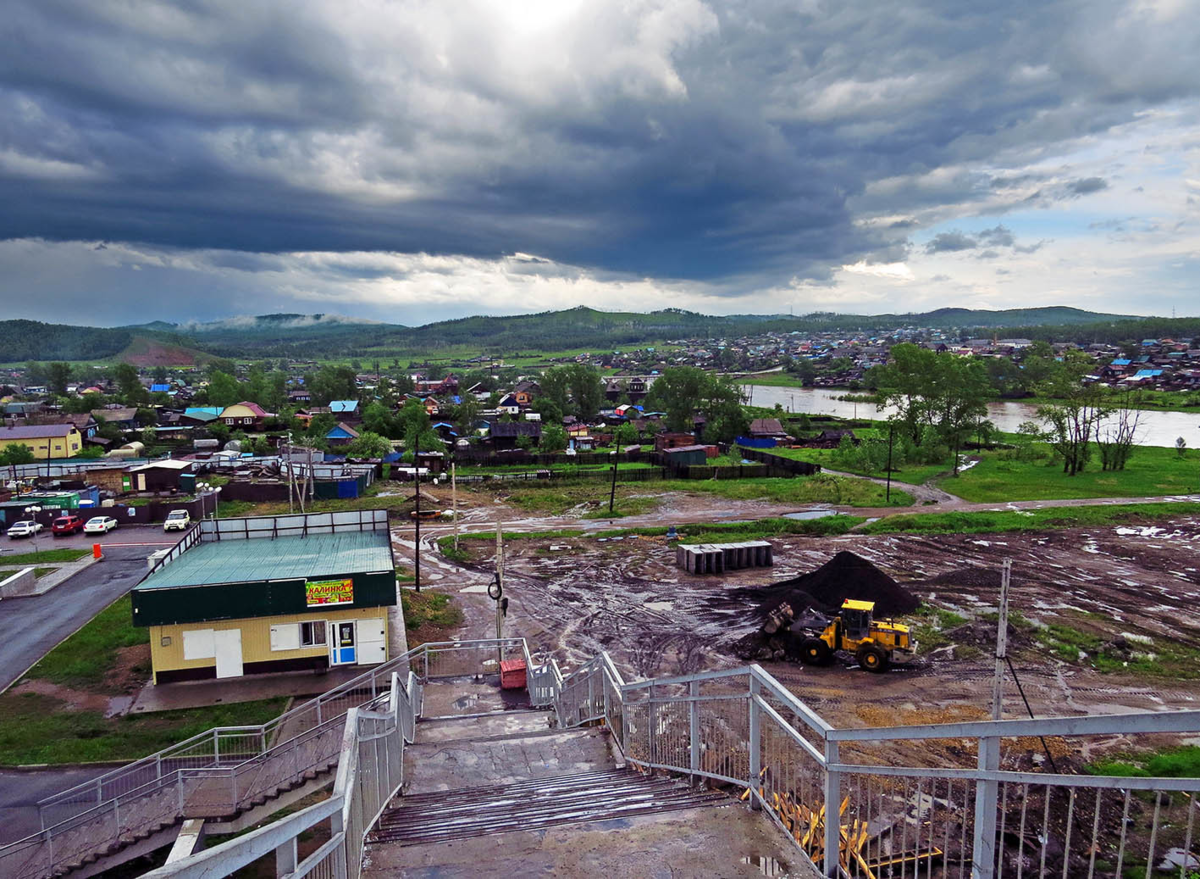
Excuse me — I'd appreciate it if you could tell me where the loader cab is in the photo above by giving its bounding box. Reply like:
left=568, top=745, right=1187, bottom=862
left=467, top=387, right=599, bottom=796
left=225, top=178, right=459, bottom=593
left=840, top=599, right=875, bottom=641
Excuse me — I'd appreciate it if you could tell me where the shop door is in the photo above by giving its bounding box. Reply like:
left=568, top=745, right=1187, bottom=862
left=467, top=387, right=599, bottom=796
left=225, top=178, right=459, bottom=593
left=330, top=621, right=357, bottom=665
left=213, top=629, right=243, bottom=678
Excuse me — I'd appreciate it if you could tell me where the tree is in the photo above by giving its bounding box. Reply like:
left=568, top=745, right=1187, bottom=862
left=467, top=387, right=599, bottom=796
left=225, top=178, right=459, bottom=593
left=207, top=371, right=241, bottom=408
left=208, top=358, right=237, bottom=377
left=455, top=395, right=480, bottom=437
left=307, top=366, right=358, bottom=406
left=152, top=366, right=168, bottom=382
left=540, top=363, right=603, bottom=419
left=113, top=363, right=146, bottom=404
left=345, top=431, right=393, bottom=459
left=787, top=357, right=816, bottom=386
left=1097, top=391, right=1143, bottom=472
left=1036, top=353, right=1110, bottom=476
left=0, top=443, right=36, bottom=480
left=46, top=362, right=73, bottom=396
left=395, top=398, right=441, bottom=461
left=615, top=422, right=639, bottom=445
left=645, top=366, right=747, bottom=442
left=362, top=401, right=398, bottom=438
left=540, top=423, right=568, bottom=452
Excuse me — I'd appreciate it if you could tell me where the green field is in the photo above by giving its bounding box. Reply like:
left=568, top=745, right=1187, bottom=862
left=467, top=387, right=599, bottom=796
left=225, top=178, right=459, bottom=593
left=0, top=548, right=89, bottom=566
left=767, top=445, right=952, bottom=485
left=860, top=501, right=1200, bottom=536
left=946, top=445, right=1199, bottom=502
left=0, top=595, right=287, bottom=764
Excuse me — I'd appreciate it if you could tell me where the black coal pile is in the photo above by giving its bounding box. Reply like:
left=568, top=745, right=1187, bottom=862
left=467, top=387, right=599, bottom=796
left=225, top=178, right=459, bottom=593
left=725, top=551, right=920, bottom=661
left=753, top=551, right=920, bottom=619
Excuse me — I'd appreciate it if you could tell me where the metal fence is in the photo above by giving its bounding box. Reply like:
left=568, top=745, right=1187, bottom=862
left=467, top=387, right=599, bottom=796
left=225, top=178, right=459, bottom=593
left=551, top=655, right=1200, bottom=879
left=0, top=638, right=536, bottom=879
left=141, top=669, right=415, bottom=879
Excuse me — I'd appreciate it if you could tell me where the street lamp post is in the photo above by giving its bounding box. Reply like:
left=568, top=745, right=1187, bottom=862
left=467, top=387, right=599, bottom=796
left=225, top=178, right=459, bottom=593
left=24, top=505, right=42, bottom=562
left=195, top=482, right=221, bottom=519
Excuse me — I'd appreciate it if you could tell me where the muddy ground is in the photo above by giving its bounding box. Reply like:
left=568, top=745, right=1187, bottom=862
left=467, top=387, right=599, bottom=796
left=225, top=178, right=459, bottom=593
left=396, top=497, right=1200, bottom=756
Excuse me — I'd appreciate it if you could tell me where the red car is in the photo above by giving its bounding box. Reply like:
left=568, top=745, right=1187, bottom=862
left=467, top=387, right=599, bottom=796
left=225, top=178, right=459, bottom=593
left=51, top=515, right=84, bottom=536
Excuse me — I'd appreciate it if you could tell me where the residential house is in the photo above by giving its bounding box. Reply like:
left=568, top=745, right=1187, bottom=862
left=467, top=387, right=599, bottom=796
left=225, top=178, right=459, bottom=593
left=748, top=418, right=792, bottom=442
left=512, top=380, right=540, bottom=407
left=0, top=423, right=82, bottom=459
left=180, top=407, right=224, bottom=426
left=221, top=401, right=270, bottom=429
left=487, top=421, right=542, bottom=450
left=326, top=422, right=360, bottom=447
left=288, top=388, right=312, bottom=405
left=91, top=406, right=140, bottom=430
left=329, top=400, right=361, bottom=422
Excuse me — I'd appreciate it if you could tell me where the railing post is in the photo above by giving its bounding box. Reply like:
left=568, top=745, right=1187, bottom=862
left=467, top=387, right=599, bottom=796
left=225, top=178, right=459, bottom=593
left=213, top=729, right=220, bottom=764
left=275, top=836, right=297, bottom=878
left=823, top=738, right=840, bottom=877
left=689, top=680, right=700, bottom=781
left=972, top=736, right=1000, bottom=879
left=317, top=699, right=324, bottom=725
left=748, top=678, right=761, bottom=811
left=156, top=754, right=162, bottom=781
left=647, top=684, right=656, bottom=763
left=587, top=670, right=596, bottom=719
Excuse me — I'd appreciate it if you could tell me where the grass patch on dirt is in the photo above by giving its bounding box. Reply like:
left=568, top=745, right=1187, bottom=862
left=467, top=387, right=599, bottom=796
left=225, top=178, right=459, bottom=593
left=400, top=589, right=464, bottom=649
left=861, top=502, right=1200, bottom=536
left=24, top=595, right=148, bottom=690
left=0, top=547, right=88, bottom=565
left=580, top=496, right=661, bottom=519
left=944, top=444, right=1199, bottom=502
left=654, top=476, right=912, bottom=507
left=1088, top=746, right=1200, bottom=778
left=0, top=692, right=288, bottom=765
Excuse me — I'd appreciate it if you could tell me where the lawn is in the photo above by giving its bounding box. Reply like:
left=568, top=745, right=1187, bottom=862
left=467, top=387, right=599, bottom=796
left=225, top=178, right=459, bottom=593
left=0, top=547, right=89, bottom=565
left=861, top=501, right=1200, bottom=536
left=0, top=594, right=288, bottom=765
left=767, top=446, right=952, bottom=485
left=0, top=692, right=288, bottom=765
left=945, top=444, right=1200, bottom=502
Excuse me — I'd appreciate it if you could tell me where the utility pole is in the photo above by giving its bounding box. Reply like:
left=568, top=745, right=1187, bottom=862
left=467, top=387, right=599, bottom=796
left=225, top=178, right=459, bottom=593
left=885, top=422, right=895, bottom=504
left=608, top=430, right=623, bottom=515
left=451, top=462, right=459, bottom=551
left=413, top=436, right=421, bottom=593
left=286, top=433, right=294, bottom=513
left=495, top=506, right=504, bottom=653
left=991, top=558, right=1012, bottom=721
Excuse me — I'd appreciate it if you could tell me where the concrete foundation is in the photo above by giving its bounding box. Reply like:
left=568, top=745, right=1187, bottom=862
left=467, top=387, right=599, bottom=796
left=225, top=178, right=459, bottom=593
left=675, top=540, right=774, bottom=574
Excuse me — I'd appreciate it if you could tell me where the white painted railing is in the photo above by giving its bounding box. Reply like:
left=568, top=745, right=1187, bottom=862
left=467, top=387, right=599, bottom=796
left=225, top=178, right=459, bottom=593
left=553, top=653, right=1200, bottom=879
left=0, top=638, right=536, bottom=879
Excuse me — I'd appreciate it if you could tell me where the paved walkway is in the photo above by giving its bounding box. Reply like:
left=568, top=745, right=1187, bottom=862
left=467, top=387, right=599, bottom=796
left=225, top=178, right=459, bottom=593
left=128, top=665, right=372, bottom=713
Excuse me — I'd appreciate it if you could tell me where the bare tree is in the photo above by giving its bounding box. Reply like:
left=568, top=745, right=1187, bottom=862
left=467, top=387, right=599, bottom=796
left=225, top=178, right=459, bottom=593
left=1097, top=391, right=1143, bottom=472
left=1036, top=353, right=1111, bottom=476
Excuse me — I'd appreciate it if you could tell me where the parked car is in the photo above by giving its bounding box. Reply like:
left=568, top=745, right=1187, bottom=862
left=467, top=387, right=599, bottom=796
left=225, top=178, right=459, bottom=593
left=163, top=510, right=191, bottom=532
left=51, top=515, right=84, bottom=536
left=83, top=516, right=119, bottom=535
left=6, top=520, right=43, bottom=539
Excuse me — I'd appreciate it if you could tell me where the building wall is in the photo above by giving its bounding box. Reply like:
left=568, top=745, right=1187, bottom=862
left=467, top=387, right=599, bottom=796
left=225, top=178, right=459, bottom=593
left=148, top=604, right=387, bottom=683
left=0, top=429, right=82, bottom=459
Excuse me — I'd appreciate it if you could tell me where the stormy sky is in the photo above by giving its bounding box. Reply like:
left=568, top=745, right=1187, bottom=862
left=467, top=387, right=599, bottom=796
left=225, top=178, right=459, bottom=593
left=1, top=0, right=1198, bottom=326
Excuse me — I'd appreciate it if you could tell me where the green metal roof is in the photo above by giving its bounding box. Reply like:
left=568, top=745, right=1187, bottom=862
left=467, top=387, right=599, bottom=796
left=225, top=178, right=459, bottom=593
left=137, top=531, right=393, bottom=590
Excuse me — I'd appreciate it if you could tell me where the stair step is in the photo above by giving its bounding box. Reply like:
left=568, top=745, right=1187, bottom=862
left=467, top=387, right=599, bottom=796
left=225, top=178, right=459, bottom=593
left=371, top=768, right=730, bottom=847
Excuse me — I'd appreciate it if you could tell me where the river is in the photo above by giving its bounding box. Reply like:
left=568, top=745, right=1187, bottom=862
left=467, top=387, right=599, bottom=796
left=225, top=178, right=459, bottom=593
left=742, top=384, right=1200, bottom=450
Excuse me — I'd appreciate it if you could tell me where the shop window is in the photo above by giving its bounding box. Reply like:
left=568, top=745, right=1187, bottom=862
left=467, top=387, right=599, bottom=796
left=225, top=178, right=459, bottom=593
left=301, top=620, right=327, bottom=646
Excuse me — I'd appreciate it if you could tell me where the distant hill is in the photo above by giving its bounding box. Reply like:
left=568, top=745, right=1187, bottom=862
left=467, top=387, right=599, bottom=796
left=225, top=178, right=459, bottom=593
left=0, top=320, right=132, bottom=362
left=1, top=306, right=1178, bottom=363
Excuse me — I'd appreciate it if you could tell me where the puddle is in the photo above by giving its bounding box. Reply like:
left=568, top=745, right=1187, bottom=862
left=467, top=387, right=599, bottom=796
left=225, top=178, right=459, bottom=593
left=740, top=855, right=788, bottom=876
left=782, top=509, right=837, bottom=521
left=644, top=601, right=674, bottom=612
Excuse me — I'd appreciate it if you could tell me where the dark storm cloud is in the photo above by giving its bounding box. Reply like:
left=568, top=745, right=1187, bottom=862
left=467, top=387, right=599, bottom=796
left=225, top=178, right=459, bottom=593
left=926, top=232, right=980, bottom=253
left=1068, top=176, right=1109, bottom=195
left=0, top=0, right=1198, bottom=305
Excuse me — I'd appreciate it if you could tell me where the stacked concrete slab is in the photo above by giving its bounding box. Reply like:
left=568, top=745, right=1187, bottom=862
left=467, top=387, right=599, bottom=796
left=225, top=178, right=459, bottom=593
left=676, top=541, right=773, bottom=574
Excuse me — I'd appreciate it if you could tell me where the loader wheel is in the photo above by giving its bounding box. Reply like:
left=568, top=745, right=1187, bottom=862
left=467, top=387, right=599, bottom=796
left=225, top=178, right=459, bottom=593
left=801, top=639, right=833, bottom=666
left=857, top=644, right=890, bottom=673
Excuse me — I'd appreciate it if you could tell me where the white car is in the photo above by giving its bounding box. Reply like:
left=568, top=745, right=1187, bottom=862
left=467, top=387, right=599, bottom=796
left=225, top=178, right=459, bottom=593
left=83, top=516, right=118, bottom=535
left=6, top=520, right=43, bottom=539
left=163, top=510, right=192, bottom=532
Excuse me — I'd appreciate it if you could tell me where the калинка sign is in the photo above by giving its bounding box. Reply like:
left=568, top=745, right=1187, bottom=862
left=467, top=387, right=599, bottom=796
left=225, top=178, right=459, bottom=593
left=305, top=578, right=354, bottom=606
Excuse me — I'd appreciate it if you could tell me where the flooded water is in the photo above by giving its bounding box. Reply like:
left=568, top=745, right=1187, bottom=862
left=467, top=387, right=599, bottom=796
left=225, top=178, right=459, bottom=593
left=743, top=384, right=1200, bottom=449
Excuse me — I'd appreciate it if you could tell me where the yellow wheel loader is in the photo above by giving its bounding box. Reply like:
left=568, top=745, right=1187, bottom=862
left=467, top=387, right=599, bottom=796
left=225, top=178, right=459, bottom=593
left=782, top=599, right=916, bottom=673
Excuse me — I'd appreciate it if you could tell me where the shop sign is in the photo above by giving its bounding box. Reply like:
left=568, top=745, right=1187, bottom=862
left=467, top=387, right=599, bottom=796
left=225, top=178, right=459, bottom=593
left=305, top=578, right=354, bottom=607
